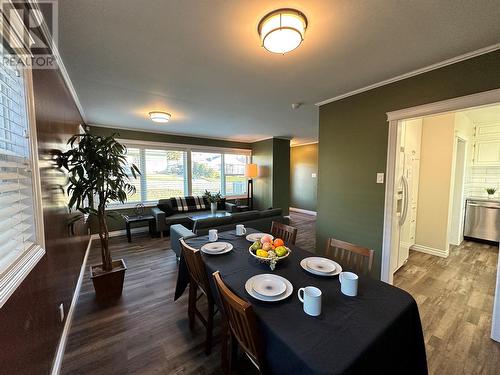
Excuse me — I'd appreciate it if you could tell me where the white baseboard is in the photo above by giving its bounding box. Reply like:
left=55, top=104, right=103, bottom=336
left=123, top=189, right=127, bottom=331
left=411, top=244, right=449, bottom=258
left=90, top=226, right=150, bottom=240
left=51, top=236, right=92, bottom=375
left=289, top=207, right=317, bottom=216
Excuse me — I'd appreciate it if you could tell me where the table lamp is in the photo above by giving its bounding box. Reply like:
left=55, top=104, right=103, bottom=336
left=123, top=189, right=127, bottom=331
left=245, top=163, right=258, bottom=210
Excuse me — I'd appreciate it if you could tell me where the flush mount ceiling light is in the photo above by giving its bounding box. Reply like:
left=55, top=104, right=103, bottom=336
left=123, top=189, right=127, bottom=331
left=258, top=8, right=308, bottom=54
left=149, top=111, right=171, bottom=123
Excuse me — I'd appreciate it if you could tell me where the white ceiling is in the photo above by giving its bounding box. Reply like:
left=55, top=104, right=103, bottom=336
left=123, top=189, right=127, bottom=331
left=57, top=0, right=500, bottom=145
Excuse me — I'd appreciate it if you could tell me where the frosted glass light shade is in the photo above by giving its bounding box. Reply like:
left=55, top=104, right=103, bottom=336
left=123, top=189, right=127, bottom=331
left=149, top=111, right=171, bottom=123
left=258, top=9, right=308, bottom=54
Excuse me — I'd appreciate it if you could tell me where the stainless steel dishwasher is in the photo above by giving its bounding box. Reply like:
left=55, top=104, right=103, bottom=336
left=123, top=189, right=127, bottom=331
left=464, top=199, right=500, bottom=242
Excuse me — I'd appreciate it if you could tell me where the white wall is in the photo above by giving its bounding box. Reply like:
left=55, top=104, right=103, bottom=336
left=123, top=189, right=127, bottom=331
left=415, top=113, right=455, bottom=255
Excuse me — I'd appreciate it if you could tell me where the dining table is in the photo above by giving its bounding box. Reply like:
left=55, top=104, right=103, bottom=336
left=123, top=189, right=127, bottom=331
left=174, top=228, right=428, bottom=374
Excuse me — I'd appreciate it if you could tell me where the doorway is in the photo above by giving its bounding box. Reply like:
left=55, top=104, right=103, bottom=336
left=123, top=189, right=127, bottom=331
left=380, top=88, right=500, bottom=344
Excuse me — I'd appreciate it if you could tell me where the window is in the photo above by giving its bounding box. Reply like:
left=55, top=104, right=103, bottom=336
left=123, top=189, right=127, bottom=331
left=0, top=56, right=44, bottom=307
left=124, top=147, right=142, bottom=202
left=119, top=142, right=251, bottom=204
left=145, top=149, right=186, bottom=200
left=191, top=151, right=222, bottom=196
left=224, top=154, right=248, bottom=196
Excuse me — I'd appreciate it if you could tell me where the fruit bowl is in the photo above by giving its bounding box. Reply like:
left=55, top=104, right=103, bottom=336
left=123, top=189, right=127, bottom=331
left=248, top=246, right=291, bottom=270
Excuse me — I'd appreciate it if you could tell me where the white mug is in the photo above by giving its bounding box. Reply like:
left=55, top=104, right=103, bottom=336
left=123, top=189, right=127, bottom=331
left=236, top=224, right=247, bottom=236
left=339, top=272, right=358, bottom=297
left=208, top=229, right=218, bottom=242
left=298, top=286, right=322, bottom=316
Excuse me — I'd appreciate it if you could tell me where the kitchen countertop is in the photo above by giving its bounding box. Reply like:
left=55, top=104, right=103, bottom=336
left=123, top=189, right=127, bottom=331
left=466, top=196, right=500, bottom=203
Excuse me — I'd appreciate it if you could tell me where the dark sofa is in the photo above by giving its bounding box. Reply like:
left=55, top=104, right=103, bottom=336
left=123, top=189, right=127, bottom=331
left=151, top=196, right=232, bottom=234
left=169, top=208, right=288, bottom=258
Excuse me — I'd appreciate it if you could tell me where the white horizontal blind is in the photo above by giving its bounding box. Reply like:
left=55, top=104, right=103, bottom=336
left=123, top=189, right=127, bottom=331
left=0, top=60, right=36, bottom=276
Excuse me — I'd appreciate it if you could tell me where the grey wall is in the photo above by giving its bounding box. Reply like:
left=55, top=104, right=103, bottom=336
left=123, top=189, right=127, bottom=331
left=317, top=50, right=500, bottom=278
left=290, top=143, right=318, bottom=212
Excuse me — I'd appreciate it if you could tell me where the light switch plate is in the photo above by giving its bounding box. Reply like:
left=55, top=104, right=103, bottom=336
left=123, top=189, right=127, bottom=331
left=376, top=173, right=384, bottom=184
left=311, top=173, right=317, bottom=178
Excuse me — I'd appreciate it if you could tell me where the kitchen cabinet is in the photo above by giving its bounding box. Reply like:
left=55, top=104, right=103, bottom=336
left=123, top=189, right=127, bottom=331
left=472, top=139, right=500, bottom=166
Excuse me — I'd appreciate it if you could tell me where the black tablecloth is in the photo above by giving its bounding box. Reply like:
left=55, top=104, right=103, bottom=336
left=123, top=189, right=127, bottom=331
left=175, top=229, right=428, bottom=374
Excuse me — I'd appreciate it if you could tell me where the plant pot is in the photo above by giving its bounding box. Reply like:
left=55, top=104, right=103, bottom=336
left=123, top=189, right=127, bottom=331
left=90, top=259, right=127, bottom=299
left=210, top=202, right=217, bottom=215
left=488, top=194, right=495, bottom=199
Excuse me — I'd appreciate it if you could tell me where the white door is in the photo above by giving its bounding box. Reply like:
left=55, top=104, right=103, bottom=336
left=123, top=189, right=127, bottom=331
left=449, top=138, right=467, bottom=246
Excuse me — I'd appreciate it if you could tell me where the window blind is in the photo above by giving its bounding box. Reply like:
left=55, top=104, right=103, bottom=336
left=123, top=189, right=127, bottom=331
left=0, top=61, right=36, bottom=275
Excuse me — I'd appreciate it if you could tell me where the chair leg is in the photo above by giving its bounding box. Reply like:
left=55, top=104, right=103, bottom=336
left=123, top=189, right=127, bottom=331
left=188, top=282, right=198, bottom=330
left=205, top=300, right=214, bottom=355
left=221, top=320, right=230, bottom=374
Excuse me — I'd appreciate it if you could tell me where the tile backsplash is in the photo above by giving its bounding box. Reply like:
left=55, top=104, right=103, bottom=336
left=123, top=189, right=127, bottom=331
left=466, top=165, right=500, bottom=197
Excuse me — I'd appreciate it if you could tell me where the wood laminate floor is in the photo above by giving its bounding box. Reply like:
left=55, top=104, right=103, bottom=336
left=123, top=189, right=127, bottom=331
left=61, top=213, right=500, bottom=374
left=61, top=212, right=315, bottom=375
left=394, top=241, right=500, bottom=375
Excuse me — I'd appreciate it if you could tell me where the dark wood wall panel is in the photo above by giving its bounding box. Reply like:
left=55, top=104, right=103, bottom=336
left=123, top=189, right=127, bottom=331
left=0, top=67, right=89, bottom=374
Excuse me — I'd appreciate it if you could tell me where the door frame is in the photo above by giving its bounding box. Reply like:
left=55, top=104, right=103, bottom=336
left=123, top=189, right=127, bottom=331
left=381, top=88, right=500, bottom=284
left=380, top=88, right=500, bottom=342
left=448, top=136, right=467, bottom=246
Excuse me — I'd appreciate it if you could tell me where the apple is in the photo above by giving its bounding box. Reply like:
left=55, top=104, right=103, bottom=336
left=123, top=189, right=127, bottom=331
left=261, top=235, right=272, bottom=244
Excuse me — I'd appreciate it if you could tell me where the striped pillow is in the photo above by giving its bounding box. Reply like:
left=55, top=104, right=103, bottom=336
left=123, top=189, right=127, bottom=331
left=170, top=196, right=208, bottom=212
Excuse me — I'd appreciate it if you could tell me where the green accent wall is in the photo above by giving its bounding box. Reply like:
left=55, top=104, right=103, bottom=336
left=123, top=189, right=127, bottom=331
left=252, top=138, right=273, bottom=210
left=251, top=138, right=290, bottom=215
left=290, top=143, right=318, bottom=212
left=317, top=50, right=500, bottom=278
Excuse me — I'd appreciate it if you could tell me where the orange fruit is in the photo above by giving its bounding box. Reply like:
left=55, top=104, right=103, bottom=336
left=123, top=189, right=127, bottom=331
left=273, top=238, right=284, bottom=247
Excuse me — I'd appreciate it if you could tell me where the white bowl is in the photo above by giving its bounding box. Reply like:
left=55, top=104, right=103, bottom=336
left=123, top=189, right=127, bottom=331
left=248, top=246, right=291, bottom=263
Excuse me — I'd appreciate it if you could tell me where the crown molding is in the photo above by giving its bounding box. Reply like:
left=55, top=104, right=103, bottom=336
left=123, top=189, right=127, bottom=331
left=316, top=43, right=500, bottom=107
left=89, top=123, right=254, bottom=146
left=29, top=0, right=87, bottom=123
left=290, top=140, right=318, bottom=147
left=386, top=88, right=500, bottom=122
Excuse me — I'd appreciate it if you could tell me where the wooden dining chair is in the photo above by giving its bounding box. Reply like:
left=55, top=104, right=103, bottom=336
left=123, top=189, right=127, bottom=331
left=213, top=271, right=269, bottom=375
left=180, top=238, right=217, bottom=355
left=270, top=221, right=298, bottom=245
left=325, top=238, right=374, bottom=276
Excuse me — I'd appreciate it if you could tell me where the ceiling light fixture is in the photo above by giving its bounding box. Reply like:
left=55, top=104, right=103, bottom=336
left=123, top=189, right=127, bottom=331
left=258, top=8, right=308, bottom=54
left=149, top=111, right=171, bottom=123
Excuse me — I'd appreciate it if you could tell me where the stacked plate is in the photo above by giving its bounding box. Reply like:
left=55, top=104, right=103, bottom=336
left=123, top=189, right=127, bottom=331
left=245, top=233, right=274, bottom=242
left=245, top=274, right=293, bottom=302
left=200, top=242, right=233, bottom=255
left=300, top=257, right=342, bottom=276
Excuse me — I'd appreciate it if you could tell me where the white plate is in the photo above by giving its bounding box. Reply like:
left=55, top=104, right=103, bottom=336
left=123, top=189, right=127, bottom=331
left=201, top=242, right=233, bottom=255
left=245, top=274, right=293, bottom=302
left=306, top=258, right=336, bottom=273
left=251, top=274, right=287, bottom=297
left=300, top=257, right=342, bottom=276
left=202, top=242, right=227, bottom=253
left=246, top=233, right=274, bottom=242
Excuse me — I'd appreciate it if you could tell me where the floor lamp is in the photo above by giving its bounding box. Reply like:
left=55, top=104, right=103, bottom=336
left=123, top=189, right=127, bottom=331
left=245, top=164, right=258, bottom=210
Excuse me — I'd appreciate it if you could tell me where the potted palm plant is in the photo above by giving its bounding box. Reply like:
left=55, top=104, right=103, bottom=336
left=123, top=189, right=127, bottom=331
left=57, top=133, right=139, bottom=299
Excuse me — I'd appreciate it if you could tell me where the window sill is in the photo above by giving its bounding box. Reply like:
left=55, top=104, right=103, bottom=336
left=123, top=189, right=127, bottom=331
left=0, top=244, right=45, bottom=308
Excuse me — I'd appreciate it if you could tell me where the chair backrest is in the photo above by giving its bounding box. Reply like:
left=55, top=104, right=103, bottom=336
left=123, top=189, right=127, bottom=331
left=270, top=221, right=298, bottom=245
left=325, top=238, right=374, bottom=275
left=180, top=238, right=211, bottom=296
left=213, top=271, right=268, bottom=373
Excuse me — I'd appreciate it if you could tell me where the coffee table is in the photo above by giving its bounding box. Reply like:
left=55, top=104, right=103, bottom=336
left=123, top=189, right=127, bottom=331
left=123, top=214, right=155, bottom=242
left=188, top=211, right=231, bottom=222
